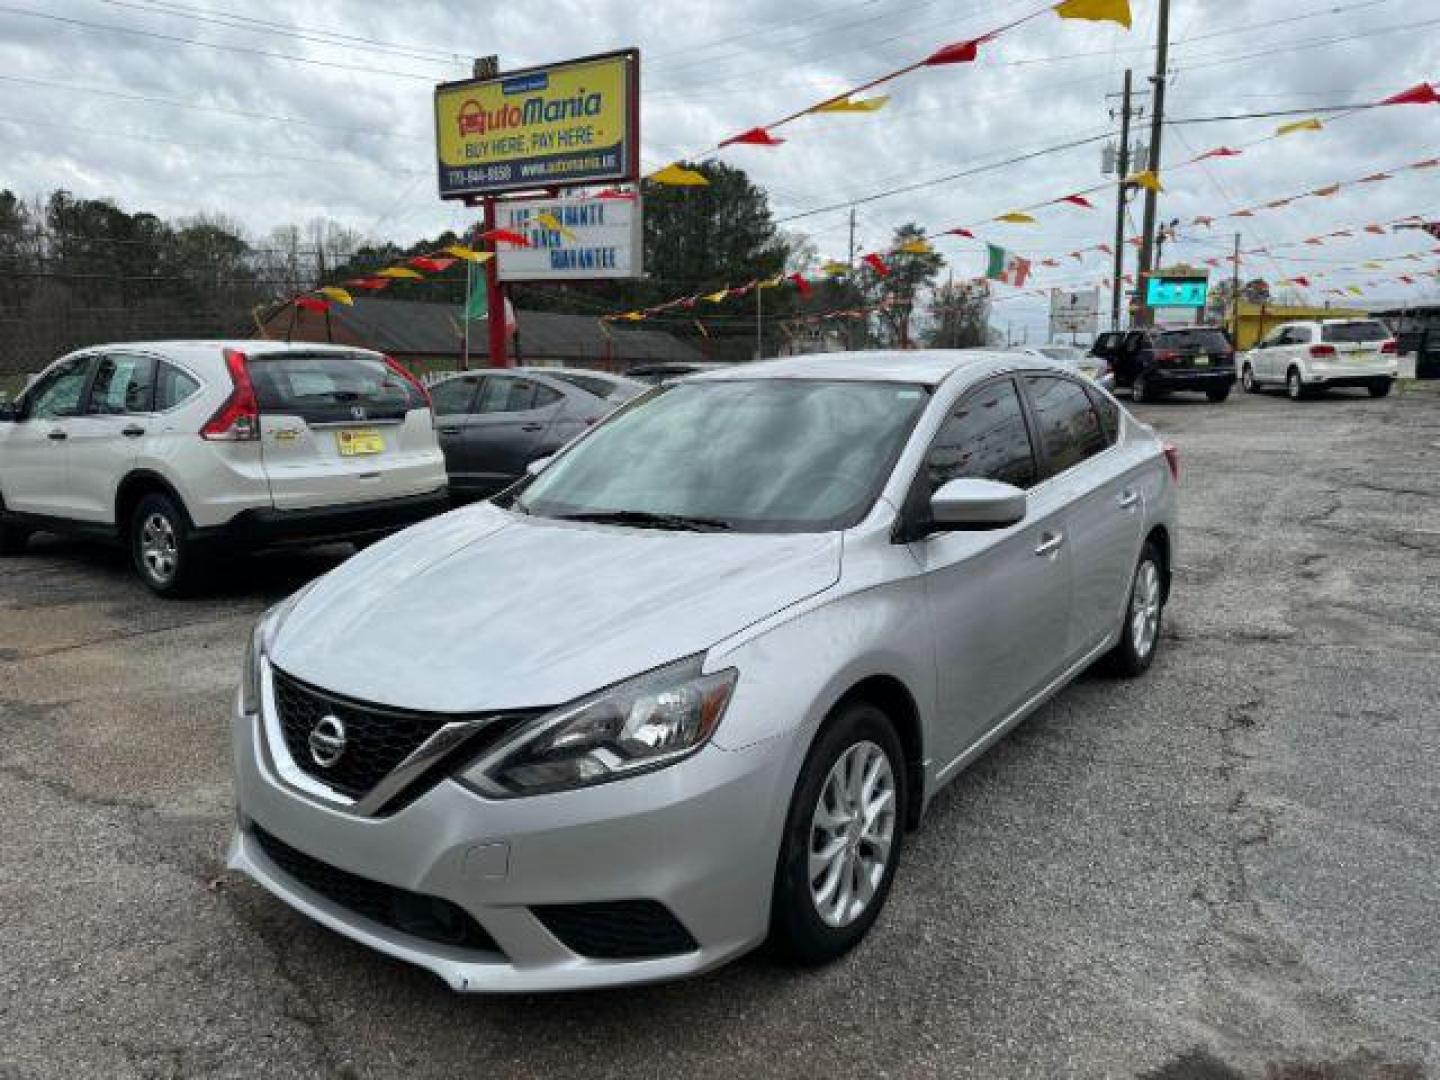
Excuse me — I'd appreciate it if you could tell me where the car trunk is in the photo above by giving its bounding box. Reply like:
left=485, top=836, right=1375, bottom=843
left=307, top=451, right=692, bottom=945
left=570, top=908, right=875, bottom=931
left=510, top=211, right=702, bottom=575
left=1321, top=321, right=1392, bottom=367
left=247, top=351, right=437, bottom=511
left=1156, top=329, right=1233, bottom=371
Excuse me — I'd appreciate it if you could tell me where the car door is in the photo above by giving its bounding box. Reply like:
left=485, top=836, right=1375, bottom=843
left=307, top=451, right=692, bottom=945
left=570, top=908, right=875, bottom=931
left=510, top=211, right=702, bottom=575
left=0, top=354, right=95, bottom=517
left=65, top=350, right=158, bottom=523
left=1248, top=326, right=1281, bottom=382
left=908, top=376, right=1074, bottom=771
left=1020, top=374, right=1143, bottom=658
left=429, top=374, right=483, bottom=491
left=443, top=374, right=566, bottom=496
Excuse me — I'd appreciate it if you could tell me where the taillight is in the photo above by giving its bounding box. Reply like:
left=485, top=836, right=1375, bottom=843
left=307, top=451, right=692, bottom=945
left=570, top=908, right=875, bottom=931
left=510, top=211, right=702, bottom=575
left=1380, top=339, right=1398, bottom=355
left=1162, top=441, right=1180, bottom=484
left=1309, top=344, right=1337, bottom=359
left=1155, top=350, right=1179, bottom=365
left=200, top=347, right=259, bottom=441
left=384, top=354, right=431, bottom=409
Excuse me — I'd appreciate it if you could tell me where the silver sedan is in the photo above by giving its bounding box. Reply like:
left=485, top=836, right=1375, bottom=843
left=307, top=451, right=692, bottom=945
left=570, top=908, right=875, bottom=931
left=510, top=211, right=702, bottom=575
left=227, top=349, right=1179, bottom=992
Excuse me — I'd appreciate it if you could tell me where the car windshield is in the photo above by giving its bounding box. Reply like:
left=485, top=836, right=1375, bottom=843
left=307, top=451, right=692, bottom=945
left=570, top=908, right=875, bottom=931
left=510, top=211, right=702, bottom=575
left=1322, top=321, right=1389, bottom=343
left=511, top=378, right=929, bottom=533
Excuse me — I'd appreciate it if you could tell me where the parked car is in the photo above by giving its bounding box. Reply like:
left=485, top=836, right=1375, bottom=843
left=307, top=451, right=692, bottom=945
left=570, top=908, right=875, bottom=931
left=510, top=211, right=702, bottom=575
left=1089, top=326, right=1236, bottom=402
left=1239, top=319, right=1398, bottom=399
left=0, top=342, right=447, bottom=595
left=1009, top=344, right=1105, bottom=382
left=625, top=361, right=733, bottom=384
left=428, top=368, right=645, bottom=501
left=228, top=349, right=1178, bottom=992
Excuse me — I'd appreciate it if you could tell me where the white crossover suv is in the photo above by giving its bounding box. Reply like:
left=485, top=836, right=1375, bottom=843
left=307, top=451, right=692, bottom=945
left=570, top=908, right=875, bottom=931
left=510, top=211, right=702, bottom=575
left=1240, top=318, right=1399, bottom=399
left=0, top=341, right=448, bottom=594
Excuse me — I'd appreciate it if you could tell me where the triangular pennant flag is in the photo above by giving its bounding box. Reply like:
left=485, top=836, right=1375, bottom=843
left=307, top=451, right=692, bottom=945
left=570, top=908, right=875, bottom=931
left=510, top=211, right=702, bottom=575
left=757, top=274, right=785, bottom=289
left=409, top=255, right=456, bottom=273
left=1363, top=262, right=1383, bottom=269
left=702, top=288, right=730, bottom=303
left=813, top=95, right=890, bottom=113
left=996, top=211, right=1037, bottom=224
left=787, top=273, right=812, bottom=297
left=1399, top=274, right=1416, bottom=284
left=595, top=187, right=638, bottom=201
left=1276, top=118, right=1323, bottom=136
left=944, top=227, right=976, bottom=239
left=618, top=311, right=646, bottom=322
left=649, top=163, right=709, bottom=186
left=1290, top=276, right=1311, bottom=287
left=1364, top=224, right=1387, bottom=234
left=1359, top=173, right=1391, bottom=183
left=479, top=228, right=531, bottom=247
left=1192, top=215, right=1215, bottom=227
left=1410, top=158, right=1440, bottom=169
left=722, top=127, right=785, bottom=147
left=317, top=287, right=353, bottom=307
left=1097, top=243, right=1113, bottom=255
left=1305, top=237, right=1325, bottom=245
left=1197, top=146, right=1242, bottom=161
left=1041, top=258, right=1060, bottom=268
left=346, top=277, right=391, bottom=291
left=294, top=296, right=329, bottom=313
left=1347, top=286, right=1364, bottom=296
left=376, top=267, right=423, bottom=280
left=1230, top=209, right=1254, bottom=218
left=822, top=260, right=851, bottom=276
left=1125, top=170, right=1163, bottom=192
left=1381, top=82, right=1440, bottom=106
left=535, top=212, right=579, bottom=241
left=444, top=244, right=491, bottom=263
left=1329, top=230, right=1353, bottom=238
left=1265, top=199, right=1293, bottom=209
left=925, top=37, right=987, bottom=65
left=862, top=253, right=891, bottom=277
left=1070, top=251, right=1084, bottom=261
left=898, top=238, right=934, bottom=254
left=985, top=243, right=1032, bottom=286
left=1053, top=0, right=1132, bottom=28
left=1310, top=184, right=1341, bottom=197
left=1059, top=194, right=1096, bottom=209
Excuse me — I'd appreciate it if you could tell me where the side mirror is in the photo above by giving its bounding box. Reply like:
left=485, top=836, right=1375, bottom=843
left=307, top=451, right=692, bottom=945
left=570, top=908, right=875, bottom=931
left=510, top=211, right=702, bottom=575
left=525, top=455, right=553, bottom=477
left=929, top=478, right=1027, bottom=531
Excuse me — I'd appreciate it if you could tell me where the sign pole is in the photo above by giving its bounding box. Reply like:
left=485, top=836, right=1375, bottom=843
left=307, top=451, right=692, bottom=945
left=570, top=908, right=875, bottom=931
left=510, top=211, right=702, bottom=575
left=483, top=198, right=508, bottom=368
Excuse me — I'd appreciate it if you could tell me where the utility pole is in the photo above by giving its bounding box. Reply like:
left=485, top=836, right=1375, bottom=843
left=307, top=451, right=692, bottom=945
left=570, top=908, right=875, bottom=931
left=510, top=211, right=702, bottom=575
left=846, top=206, right=858, bottom=350
left=1230, top=232, right=1242, bottom=341
left=1135, top=0, right=1170, bottom=327
left=1110, top=69, right=1134, bottom=331
left=755, top=282, right=764, bottom=360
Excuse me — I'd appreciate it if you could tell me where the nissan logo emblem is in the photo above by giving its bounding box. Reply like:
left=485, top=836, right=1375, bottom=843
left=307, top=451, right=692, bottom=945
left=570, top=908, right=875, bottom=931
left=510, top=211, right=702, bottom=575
left=308, top=715, right=347, bottom=768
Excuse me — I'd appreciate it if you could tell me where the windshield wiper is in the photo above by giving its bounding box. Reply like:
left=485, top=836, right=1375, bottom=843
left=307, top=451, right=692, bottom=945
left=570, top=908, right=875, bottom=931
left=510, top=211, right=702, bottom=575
left=553, top=510, right=733, bottom=532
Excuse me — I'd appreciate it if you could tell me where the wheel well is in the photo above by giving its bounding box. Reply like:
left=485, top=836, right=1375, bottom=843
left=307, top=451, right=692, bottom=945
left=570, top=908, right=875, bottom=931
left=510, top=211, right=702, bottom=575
left=1145, top=524, right=1172, bottom=604
left=114, top=472, right=189, bottom=539
left=832, top=675, right=925, bottom=830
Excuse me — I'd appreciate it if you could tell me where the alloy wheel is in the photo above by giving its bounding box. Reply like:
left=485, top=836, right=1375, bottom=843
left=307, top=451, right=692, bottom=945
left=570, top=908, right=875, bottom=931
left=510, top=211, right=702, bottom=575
left=808, top=740, right=897, bottom=929
left=1130, top=558, right=1162, bottom=659
left=1287, top=370, right=1303, bottom=400
left=139, top=512, right=178, bottom=583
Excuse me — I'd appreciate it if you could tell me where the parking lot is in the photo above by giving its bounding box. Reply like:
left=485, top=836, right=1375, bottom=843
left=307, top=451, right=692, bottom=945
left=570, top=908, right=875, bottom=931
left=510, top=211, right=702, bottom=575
left=1, top=387, right=1436, bottom=1079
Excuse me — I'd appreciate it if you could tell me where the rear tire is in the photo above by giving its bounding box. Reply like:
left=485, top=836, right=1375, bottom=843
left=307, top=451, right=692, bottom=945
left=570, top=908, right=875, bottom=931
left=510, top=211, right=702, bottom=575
left=1205, top=386, right=1231, bottom=403
left=130, top=492, right=206, bottom=597
left=1286, top=367, right=1308, bottom=401
left=1241, top=365, right=1260, bottom=394
left=1131, top=373, right=1153, bottom=404
left=1105, top=541, right=1165, bottom=678
left=771, top=701, right=906, bottom=966
left=1368, top=379, right=1393, bottom=398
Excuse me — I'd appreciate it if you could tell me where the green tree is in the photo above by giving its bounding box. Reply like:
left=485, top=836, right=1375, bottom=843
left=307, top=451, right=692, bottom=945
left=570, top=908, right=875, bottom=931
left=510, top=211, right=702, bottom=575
left=861, top=223, right=944, bottom=348
left=926, top=280, right=993, bottom=348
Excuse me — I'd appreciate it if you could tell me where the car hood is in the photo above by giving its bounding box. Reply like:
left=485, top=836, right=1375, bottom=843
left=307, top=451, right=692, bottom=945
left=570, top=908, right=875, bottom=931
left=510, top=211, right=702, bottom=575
left=268, top=503, right=841, bottom=713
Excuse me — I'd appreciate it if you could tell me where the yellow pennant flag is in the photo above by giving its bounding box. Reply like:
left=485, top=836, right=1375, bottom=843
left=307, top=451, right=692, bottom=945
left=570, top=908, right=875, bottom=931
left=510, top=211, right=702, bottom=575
left=317, top=287, right=353, bottom=306
left=1363, top=261, right=1383, bottom=269
left=1125, top=169, right=1164, bottom=192
left=703, top=288, right=730, bottom=303
left=996, top=211, right=1037, bottom=224
left=898, top=238, right=934, bottom=254
left=444, top=244, right=492, bottom=263
left=619, top=311, right=645, bottom=321
left=376, top=267, right=423, bottom=280
left=1053, top=0, right=1132, bottom=29
left=1347, top=286, right=1363, bottom=296
left=1276, top=118, right=1323, bottom=136
left=757, top=274, right=786, bottom=288
left=822, top=260, right=851, bottom=276
left=812, top=95, right=891, bottom=114
left=648, top=163, right=709, bottom=186
left=535, top=212, right=579, bottom=241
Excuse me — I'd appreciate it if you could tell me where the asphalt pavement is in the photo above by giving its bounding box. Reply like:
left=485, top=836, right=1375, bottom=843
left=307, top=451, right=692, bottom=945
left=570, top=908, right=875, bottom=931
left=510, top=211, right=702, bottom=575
left=1, top=386, right=1436, bottom=1079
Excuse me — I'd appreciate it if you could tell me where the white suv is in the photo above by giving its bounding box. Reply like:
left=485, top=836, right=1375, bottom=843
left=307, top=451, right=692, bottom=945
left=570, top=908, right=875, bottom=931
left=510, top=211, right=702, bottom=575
left=0, top=341, right=448, bottom=595
left=1239, top=319, right=1399, bottom=400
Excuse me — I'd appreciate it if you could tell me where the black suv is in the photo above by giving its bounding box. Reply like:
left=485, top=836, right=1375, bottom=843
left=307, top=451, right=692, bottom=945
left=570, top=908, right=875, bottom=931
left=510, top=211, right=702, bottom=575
left=1090, top=326, right=1236, bottom=403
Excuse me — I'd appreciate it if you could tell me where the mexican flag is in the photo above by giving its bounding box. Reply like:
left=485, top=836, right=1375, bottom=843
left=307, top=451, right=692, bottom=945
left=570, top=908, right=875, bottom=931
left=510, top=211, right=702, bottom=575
left=986, top=243, right=1032, bottom=286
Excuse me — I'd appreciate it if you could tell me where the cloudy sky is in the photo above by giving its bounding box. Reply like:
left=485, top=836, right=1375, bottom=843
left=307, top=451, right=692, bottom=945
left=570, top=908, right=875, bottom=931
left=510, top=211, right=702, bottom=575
left=3, top=0, right=1438, bottom=339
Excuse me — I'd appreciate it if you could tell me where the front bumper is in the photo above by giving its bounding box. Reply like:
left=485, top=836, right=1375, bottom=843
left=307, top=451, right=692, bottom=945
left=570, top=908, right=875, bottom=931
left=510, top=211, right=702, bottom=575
left=226, top=695, right=791, bottom=992
left=205, top=487, right=449, bottom=548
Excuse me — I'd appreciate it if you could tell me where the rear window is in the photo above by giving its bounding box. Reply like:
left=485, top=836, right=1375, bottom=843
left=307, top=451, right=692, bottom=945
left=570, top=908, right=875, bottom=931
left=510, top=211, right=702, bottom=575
left=550, top=372, right=630, bottom=400
left=247, top=352, right=422, bottom=423
left=1157, top=329, right=1231, bottom=353
left=1322, top=321, right=1389, bottom=343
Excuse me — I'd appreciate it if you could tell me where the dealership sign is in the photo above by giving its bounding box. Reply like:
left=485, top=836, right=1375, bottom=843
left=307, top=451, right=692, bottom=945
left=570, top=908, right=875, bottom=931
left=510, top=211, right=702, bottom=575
left=434, top=50, right=639, bottom=199
left=493, top=197, right=643, bottom=281
left=1049, top=288, right=1100, bottom=335
left=1145, top=275, right=1209, bottom=309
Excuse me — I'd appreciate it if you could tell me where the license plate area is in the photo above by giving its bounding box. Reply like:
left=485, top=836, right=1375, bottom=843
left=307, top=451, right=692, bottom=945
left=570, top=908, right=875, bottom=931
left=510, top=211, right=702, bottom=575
left=336, top=428, right=384, bottom=456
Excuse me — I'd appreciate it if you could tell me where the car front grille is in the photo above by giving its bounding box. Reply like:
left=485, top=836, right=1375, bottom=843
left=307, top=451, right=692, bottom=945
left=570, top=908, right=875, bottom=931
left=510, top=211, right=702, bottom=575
left=531, top=900, right=699, bottom=960
left=269, top=666, right=533, bottom=808
left=252, top=825, right=501, bottom=954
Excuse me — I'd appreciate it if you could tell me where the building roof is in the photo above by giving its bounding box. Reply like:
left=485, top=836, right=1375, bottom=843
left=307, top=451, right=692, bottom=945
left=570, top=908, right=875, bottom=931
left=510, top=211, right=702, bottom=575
left=290, top=297, right=705, bottom=365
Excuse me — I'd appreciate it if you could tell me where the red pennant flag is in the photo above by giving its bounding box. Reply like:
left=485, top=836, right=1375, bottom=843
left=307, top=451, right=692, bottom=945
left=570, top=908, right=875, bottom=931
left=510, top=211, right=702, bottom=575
left=1041, top=258, right=1060, bottom=268
left=346, top=277, right=391, bottom=291
left=1411, top=158, right=1440, bottom=169
left=1359, top=173, right=1391, bottom=183
left=1192, top=215, right=1215, bottom=227
left=1230, top=209, right=1255, bottom=218
left=1265, top=199, right=1293, bottom=209
left=479, top=228, right=531, bottom=247
left=787, top=273, right=812, bottom=297
left=595, top=187, right=637, bottom=200
left=925, top=36, right=988, bottom=65
left=1329, top=230, right=1353, bottom=238
left=1204, top=258, right=1221, bottom=268
left=1381, top=82, right=1440, bottom=106
left=1399, top=274, right=1416, bottom=284
left=1305, top=237, right=1325, bottom=245
left=1197, top=146, right=1242, bottom=161
left=1291, top=276, right=1311, bottom=287
left=862, top=253, right=891, bottom=277
left=721, top=127, right=785, bottom=147
left=295, top=296, right=328, bottom=312
left=944, top=227, right=975, bottom=238
left=1059, top=194, right=1096, bottom=209
left=1364, top=224, right=1387, bottom=234
left=1127, top=236, right=1144, bottom=246
left=409, top=255, right=457, bottom=273
left=1070, top=252, right=1084, bottom=262
left=1096, top=243, right=1113, bottom=255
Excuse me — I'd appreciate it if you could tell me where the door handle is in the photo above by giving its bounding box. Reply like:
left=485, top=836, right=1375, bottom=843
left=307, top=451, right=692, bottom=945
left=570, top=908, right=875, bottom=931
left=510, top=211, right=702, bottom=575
left=520, top=422, right=544, bottom=432
left=1034, top=532, right=1065, bottom=557
left=122, top=425, right=145, bottom=438
left=1118, top=489, right=1140, bottom=510
left=46, top=429, right=67, bottom=441
left=438, top=426, right=461, bottom=435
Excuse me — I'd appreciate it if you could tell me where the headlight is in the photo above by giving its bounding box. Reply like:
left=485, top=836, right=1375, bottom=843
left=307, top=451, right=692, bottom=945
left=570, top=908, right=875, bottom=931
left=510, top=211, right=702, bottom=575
left=463, top=656, right=737, bottom=797
left=239, top=579, right=321, bottom=717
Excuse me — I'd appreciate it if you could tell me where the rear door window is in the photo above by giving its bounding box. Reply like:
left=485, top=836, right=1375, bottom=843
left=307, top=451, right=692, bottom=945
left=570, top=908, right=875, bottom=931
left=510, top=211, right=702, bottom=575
left=154, top=363, right=201, bottom=411
left=1023, top=375, right=1108, bottom=475
left=430, top=376, right=480, bottom=416
left=85, top=352, right=157, bottom=414
left=476, top=377, right=562, bottom=413
left=550, top=372, right=624, bottom=400
left=924, top=378, right=1038, bottom=491
left=246, top=352, right=420, bottom=423
left=1322, top=321, right=1389, bottom=343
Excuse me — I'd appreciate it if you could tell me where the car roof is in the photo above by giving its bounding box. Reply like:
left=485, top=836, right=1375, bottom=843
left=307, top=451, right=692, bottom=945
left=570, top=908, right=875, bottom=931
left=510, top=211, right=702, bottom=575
left=514, top=366, right=642, bottom=385
left=65, top=340, right=382, bottom=361
left=685, top=349, right=1033, bottom=388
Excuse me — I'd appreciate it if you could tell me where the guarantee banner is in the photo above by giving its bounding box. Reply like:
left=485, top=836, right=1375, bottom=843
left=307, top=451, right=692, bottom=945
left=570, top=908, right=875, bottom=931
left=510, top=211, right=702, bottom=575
left=435, top=50, right=639, bottom=200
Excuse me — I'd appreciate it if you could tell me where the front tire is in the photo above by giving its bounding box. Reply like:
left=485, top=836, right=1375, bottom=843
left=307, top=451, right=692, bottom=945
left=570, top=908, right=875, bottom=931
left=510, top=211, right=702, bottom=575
left=1241, top=365, right=1260, bottom=394
left=1131, top=373, right=1153, bottom=404
left=130, top=492, right=205, bottom=597
left=1205, top=385, right=1231, bottom=403
left=771, top=702, right=906, bottom=966
left=1368, top=379, right=1393, bottom=398
left=1106, top=541, right=1165, bottom=677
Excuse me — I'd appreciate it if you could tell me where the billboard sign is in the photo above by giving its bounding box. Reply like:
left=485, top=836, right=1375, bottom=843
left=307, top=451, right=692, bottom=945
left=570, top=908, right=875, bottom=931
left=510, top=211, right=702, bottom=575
left=1145, top=275, right=1209, bottom=309
left=1049, top=288, right=1100, bottom=335
left=435, top=50, right=639, bottom=200
left=493, top=196, right=643, bottom=281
